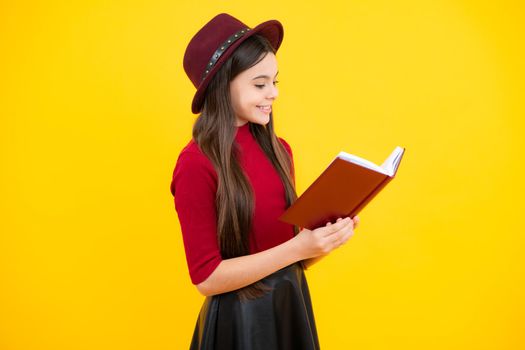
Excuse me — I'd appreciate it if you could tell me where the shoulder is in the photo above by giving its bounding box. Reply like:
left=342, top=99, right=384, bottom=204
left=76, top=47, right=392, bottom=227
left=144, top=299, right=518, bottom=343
left=170, top=139, right=217, bottom=196
left=175, top=140, right=215, bottom=169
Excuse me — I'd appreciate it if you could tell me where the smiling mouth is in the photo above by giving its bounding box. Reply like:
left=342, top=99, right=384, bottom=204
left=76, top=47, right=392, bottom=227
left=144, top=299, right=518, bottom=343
left=257, top=105, right=272, bottom=112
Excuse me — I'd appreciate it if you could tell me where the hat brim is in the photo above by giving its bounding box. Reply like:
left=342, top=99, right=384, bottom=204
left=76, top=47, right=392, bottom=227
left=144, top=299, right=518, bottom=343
left=191, top=19, right=284, bottom=114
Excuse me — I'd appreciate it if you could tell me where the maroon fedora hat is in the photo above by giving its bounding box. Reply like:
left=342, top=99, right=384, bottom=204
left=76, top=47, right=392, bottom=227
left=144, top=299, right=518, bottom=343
left=183, top=13, right=284, bottom=114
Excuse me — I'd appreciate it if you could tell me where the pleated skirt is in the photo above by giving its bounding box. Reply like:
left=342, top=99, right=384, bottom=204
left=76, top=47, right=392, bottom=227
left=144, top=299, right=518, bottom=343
left=189, top=262, right=320, bottom=350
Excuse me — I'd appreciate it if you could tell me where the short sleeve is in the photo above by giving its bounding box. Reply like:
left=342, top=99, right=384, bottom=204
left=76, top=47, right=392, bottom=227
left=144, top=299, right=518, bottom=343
left=170, top=150, right=223, bottom=285
left=278, top=137, right=295, bottom=184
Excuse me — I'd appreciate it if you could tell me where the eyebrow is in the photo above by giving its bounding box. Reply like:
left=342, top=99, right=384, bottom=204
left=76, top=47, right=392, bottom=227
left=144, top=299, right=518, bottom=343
left=252, top=71, right=279, bottom=80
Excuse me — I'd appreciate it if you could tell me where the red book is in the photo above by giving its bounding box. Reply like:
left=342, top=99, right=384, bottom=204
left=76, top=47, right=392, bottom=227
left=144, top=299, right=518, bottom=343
left=279, top=146, right=406, bottom=230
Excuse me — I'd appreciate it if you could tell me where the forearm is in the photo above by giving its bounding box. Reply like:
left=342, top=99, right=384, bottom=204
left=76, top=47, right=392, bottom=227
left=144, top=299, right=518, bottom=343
left=198, top=238, right=303, bottom=296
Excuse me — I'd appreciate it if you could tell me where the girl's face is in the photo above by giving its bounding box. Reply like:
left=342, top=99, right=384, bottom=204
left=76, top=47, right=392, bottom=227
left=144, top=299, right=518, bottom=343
left=229, top=52, right=279, bottom=127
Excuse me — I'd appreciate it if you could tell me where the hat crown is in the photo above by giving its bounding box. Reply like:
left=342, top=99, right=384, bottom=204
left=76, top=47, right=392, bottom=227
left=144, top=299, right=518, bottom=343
left=183, top=13, right=249, bottom=89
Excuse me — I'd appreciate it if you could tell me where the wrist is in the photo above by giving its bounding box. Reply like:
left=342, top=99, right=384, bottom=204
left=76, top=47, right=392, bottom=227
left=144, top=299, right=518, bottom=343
left=288, top=235, right=306, bottom=263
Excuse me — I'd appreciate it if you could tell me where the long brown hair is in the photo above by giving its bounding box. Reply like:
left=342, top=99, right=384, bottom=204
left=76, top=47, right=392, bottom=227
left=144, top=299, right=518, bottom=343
left=192, top=34, right=302, bottom=301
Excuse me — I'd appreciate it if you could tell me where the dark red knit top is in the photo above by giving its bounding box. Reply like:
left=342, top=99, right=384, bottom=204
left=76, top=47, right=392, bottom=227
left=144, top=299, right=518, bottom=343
left=170, top=122, right=296, bottom=285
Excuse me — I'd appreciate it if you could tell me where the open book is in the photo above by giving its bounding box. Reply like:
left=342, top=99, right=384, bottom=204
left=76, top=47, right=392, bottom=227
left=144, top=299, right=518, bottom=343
left=279, top=146, right=406, bottom=230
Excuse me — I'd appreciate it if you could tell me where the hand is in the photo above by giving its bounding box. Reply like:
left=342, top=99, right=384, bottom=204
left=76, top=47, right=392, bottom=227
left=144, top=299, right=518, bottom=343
left=293, top=215, right=360, bottom=260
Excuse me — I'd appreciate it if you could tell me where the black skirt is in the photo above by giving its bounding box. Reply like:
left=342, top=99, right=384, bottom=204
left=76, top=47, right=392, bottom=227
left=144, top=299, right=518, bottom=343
left=190, top=262, right=320, bottom=350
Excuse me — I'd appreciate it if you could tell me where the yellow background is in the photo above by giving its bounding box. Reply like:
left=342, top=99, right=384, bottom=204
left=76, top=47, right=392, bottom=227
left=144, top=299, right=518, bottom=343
left=1, top=1, right=524, bottom=349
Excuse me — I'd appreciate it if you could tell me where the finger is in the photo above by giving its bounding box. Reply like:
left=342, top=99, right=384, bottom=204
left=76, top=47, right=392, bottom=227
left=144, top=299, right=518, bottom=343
left=335, top=227, right=355, bottom=247
left=324, top=218, right=340, bottom=229
left=331, top=225, right=351, bottom=246
left=353, top=215, right=360, bottom=228
left=344, top=226, right=355, bottom=242
left=332, top=218, right=342, bottom=225
left=341, top=221, right=356, bottom=238
left=323, top=217, right=352, bottom=237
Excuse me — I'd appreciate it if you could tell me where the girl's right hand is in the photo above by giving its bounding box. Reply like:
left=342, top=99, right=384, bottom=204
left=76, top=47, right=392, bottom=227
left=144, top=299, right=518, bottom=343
left=293, top=216, right=359, bottom=260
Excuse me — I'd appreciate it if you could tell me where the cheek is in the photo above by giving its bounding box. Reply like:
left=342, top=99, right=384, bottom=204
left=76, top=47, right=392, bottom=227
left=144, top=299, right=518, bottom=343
left=239, top=94, right=257, bottom=109
left=246, top=91, right=262, bottom=106
left=231, top=84, right=260, bottom=110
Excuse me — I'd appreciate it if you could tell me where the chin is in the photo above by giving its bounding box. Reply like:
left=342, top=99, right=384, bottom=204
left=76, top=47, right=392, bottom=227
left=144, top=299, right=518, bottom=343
left=254, top=119, right=270, bottom=127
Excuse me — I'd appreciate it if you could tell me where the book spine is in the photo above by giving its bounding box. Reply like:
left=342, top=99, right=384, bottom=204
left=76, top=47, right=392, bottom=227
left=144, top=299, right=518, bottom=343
left=349, top=175, right=393, bottom=217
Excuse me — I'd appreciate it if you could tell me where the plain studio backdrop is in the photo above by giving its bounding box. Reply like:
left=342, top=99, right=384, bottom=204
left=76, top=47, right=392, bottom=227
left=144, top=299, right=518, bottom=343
left=1, top=1, right=524, bottom=349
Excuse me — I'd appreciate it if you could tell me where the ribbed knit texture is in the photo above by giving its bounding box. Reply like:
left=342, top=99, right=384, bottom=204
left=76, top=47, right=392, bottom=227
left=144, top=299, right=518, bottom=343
left=170, top=122, right=295, bottom=285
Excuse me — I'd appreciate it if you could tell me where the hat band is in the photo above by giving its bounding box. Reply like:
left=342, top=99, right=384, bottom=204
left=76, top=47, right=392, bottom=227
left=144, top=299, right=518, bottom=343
left=200, top=27, right=251, bottom=83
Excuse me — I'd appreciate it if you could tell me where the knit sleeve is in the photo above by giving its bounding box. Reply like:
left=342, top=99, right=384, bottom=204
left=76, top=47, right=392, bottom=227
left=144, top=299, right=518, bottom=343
left=278, top=137, right=295, bottom=184
left=170, top=150, right=222, bottom=285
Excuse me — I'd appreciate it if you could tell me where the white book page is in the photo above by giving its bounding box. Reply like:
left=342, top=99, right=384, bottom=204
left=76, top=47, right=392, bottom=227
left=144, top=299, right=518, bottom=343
left=333, top=146, right=405, bottom=177
left=381, top=146, right=405, bottom=175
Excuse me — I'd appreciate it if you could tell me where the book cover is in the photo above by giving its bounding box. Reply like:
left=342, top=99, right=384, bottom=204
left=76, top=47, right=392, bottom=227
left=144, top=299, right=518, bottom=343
left=279, top=146, right=406, bottom=230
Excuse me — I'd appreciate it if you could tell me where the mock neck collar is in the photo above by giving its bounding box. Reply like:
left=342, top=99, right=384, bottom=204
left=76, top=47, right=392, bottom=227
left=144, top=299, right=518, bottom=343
left=235, top=122, right=252, bottom=142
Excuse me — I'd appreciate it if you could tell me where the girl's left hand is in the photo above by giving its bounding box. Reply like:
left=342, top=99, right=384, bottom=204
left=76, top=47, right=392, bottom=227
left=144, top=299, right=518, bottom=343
left=328, top=215, right=359, bottom=247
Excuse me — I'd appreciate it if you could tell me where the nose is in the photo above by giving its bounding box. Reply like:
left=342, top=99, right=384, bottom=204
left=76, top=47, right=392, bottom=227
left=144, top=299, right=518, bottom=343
left=267, top=84, right=278, bottom=101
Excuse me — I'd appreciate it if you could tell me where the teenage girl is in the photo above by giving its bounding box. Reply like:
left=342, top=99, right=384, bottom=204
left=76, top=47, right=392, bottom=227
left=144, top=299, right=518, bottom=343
left=170, top=13, right=359, bottom=350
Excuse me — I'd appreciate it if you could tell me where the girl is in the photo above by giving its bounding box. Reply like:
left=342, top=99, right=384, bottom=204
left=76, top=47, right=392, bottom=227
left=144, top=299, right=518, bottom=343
left=170, top=13, right=359, bottom=350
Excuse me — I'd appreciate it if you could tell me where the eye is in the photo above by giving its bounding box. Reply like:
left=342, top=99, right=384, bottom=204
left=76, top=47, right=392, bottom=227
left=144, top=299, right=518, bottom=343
left=255, top=81, right=279, bottom=89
